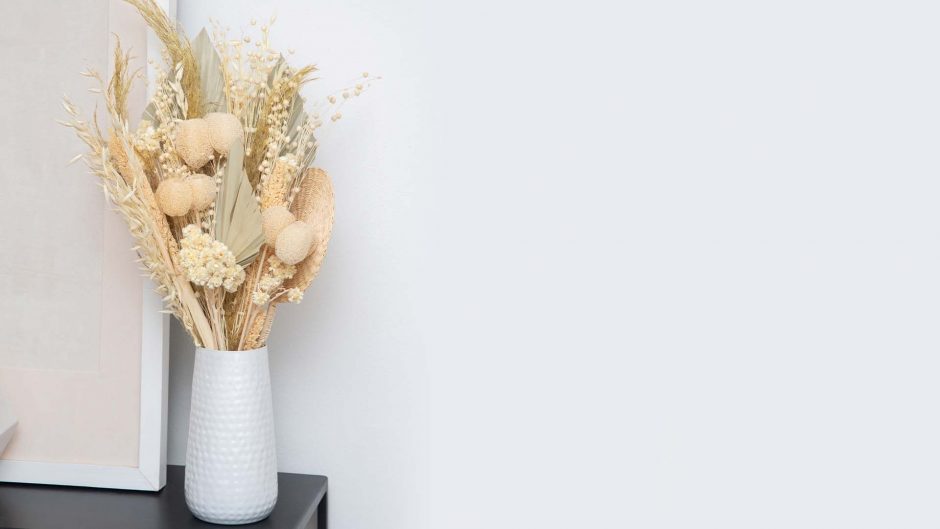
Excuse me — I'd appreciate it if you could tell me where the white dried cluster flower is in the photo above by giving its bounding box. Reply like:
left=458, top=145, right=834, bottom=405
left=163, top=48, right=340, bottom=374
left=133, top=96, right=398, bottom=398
left=133, top=120, right=161, bottom=153
left=179, top=225, right=246, bottom=292
left=251, top=255, right=297, bottom=305
left=286, top=288, right=303, bottom=303
left=252, top=291, right=271, bottom=305
left=268, top=255, right=297, bottom=281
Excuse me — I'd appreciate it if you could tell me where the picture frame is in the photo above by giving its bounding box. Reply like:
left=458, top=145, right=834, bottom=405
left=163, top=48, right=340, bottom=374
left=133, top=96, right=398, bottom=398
left=0, top=0, right=175, bottom=491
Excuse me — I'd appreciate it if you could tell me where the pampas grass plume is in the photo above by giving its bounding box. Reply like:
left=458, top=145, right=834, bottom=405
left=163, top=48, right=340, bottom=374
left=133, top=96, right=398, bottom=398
left=108, top=132, right=130, bottom=179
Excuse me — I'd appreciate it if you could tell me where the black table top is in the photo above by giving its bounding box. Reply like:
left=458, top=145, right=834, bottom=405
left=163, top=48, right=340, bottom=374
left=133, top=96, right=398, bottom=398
left=0, top=465, right=327, bottom=529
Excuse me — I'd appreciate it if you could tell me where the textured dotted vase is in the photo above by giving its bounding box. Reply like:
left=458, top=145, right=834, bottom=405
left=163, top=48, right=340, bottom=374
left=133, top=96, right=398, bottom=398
left=185, top=347, right=278, bottom=525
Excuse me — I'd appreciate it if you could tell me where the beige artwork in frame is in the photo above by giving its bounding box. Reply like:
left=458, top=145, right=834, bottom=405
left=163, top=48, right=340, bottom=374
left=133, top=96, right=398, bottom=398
left=0, top=0, right=173, bottom=491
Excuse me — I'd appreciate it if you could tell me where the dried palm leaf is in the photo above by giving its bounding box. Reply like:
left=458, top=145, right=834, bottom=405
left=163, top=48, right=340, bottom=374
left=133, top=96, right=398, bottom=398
left=215, top=139, right=263, bottom=266
left=278, top=168, right=334, bottom=298
left=191, top=28, right=226, bottom=114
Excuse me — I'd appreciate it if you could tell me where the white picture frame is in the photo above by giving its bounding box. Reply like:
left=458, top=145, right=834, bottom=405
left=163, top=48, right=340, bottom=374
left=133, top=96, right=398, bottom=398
left=0, top=0, right=175, bottom=491
left=0, top=286, right=167, bottom=491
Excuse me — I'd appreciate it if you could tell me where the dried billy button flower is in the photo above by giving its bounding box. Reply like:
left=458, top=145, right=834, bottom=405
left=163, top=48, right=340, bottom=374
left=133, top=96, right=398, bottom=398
left=205, top=112, right=244, bottom=155
left=261, top=205, right=296, bottom=246
left=188, top=175, right=217, bottom=211
left=274, top=220, right=315, bottom=265
left=156, top=178, right=193, bottom=217
left=175, top=118, right=214, bottom=169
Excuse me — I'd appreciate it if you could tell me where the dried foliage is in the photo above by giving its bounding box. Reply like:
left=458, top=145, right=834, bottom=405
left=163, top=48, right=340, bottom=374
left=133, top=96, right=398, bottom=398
left=281, top=168, right=335, bottom=295
left=108, top=37, right=138, bottom=124
left=123, top=0, right=202, bottom=118
left=65, top=6, right=376, bottom=349
left=245, top=64, right=318, bottom=190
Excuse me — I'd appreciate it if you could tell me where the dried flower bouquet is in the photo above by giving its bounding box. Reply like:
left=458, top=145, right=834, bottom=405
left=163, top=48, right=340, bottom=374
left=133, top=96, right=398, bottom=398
left=62, top=0, right=376, bottom=350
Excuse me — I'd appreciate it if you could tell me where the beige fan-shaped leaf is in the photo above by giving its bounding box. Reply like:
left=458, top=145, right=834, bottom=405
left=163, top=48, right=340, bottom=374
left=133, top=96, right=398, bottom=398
left=191, top=28, right=227, bottom=114
left=278, top=168, right=334, bottom=299
left=215, top=139, right=263, bottom=266
left=142, top=28, right=224, bottom=125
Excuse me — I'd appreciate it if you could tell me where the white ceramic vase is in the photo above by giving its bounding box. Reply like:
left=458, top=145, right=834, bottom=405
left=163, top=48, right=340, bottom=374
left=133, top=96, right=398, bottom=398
left=185, top=347, right=278, bottom=525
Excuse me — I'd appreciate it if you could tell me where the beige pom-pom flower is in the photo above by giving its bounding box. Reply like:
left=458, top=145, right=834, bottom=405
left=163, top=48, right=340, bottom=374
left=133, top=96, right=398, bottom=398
left=188, top=175, right=216, bottom=211
left=156, top=178, right=193, bottom=217
left=262, top=205, right=296, bottom=246
left=275, top=221, right=315, bottom=265
left=175, top=119, right=213, bottom=169
left=205, top=113, right=244, bottom=155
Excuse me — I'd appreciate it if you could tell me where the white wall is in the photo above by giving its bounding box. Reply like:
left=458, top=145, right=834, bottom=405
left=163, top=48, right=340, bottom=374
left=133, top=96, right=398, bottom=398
left=420, top=1, right=940, bottom=528
left=170, top=1, right=940, bottom=528
left=170, top=2, right=429, bottom=529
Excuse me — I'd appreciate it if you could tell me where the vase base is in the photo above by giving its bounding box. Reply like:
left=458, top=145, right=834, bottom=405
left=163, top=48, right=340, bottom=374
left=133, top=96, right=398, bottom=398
left=189, top=506, right=275, bottom=526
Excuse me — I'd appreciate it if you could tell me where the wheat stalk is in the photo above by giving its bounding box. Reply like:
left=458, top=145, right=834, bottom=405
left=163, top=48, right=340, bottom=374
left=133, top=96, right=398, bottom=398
left=63, top=68, right=217, bottom=348
left=123, top=0, right=202, bottom=118
left=108, top=37, right=140, bottom=124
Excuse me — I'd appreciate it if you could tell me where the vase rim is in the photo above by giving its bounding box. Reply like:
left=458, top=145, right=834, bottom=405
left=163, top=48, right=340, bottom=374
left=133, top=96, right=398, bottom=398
left=195, top=346, right=268, bottom=354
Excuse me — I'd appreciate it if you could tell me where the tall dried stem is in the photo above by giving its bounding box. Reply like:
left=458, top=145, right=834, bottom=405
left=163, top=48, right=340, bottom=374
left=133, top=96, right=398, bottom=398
left=123, top=0, right=203, bottom=118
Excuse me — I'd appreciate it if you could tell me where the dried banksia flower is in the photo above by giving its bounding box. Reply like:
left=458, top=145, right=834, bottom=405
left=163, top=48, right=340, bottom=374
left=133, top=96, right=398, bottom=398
left=261, top=205, right=295, bottom=246
left=260, top=159, right=292, bottom=209
left=205, top=112, right=244, bottom=155
left=274, top=221, right=315, bottom=265
left=156, top=178, right=193, bottom=216
left=188, top=175, right=216, bottom=211
left=176, top=118, right=213, bottom=169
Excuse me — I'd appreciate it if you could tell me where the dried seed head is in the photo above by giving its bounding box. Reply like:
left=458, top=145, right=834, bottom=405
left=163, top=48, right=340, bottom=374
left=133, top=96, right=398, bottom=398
left=107, top=131, right=131, bottom=179
left=188, top=175, right=217, bottom=211
left=156, top=178, right=193, bottom=217
left=275, top=221, right=315, bottom=265
left=205, top=112, right=244, bottom=155
left=175, top=118, right=213, bottom=169
left=261, top=205, right=296, bottom=246
left=260, top=159, right=292, bottom=209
